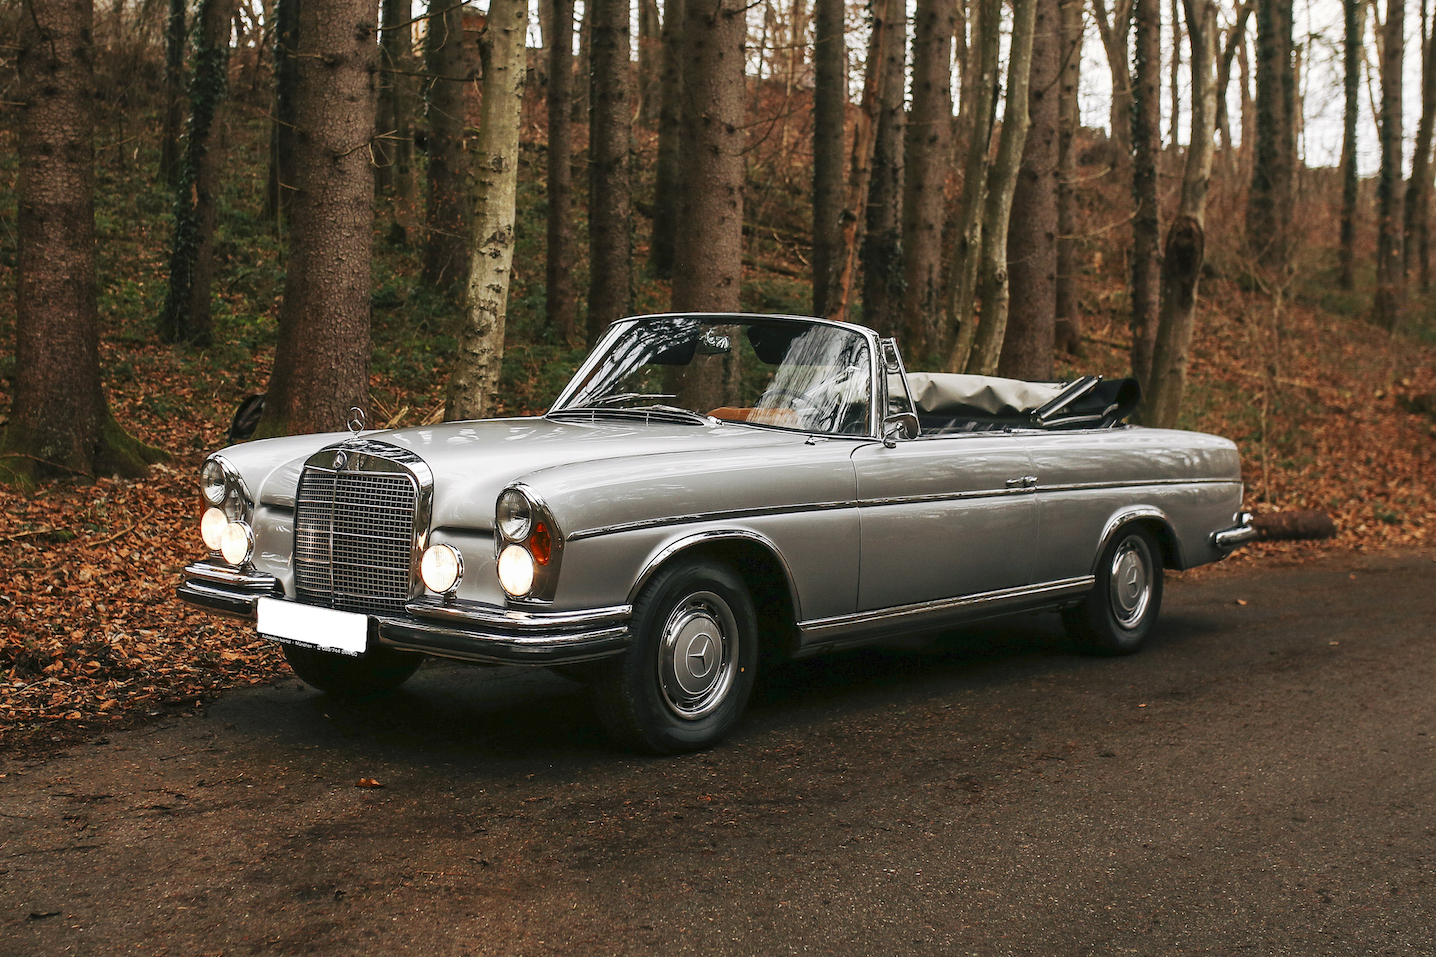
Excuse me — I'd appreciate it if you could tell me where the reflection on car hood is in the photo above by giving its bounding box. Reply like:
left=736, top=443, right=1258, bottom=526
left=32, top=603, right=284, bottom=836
left=256, top=416, right=811, bottom=528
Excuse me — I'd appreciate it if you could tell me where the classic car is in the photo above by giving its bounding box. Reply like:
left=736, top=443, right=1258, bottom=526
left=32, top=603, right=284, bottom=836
left=179, top=313, right=1256, bottom=752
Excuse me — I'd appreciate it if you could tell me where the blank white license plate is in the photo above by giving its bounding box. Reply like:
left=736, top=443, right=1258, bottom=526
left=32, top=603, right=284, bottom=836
left=257, top=597, right=369, bottom=657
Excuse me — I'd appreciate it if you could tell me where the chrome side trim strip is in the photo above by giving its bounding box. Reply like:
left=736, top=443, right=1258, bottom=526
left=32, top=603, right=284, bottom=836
left=797, top=576, right=1095, bottom=645
left=567, top=478, right=1240, bottom=543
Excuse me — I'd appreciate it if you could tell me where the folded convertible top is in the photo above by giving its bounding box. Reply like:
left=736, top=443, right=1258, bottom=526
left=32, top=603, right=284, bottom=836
left=906, top=372, right=1141, bottom=428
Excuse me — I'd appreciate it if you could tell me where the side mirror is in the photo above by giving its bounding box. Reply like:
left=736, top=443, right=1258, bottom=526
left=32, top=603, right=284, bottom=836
left=882, top=412, right=920, bottom=448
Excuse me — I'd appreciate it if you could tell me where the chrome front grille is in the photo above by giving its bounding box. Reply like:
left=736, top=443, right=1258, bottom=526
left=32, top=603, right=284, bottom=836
left=294, top=461, right=420, bottom=616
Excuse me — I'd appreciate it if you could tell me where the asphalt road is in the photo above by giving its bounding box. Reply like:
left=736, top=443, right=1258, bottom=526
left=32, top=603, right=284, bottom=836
left=3, top=548, right=1434, bottom=956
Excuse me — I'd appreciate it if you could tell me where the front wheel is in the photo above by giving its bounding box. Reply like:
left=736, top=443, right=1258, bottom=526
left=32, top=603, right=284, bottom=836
left=593, top=559, right=759, bottom=753
left=1063, top=525, right=1164, bottom=656
left=282, top=642, right=423, bottom=697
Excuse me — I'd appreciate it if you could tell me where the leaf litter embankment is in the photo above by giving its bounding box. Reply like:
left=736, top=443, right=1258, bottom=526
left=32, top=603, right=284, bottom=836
left=2, top=281, right=1435, bottom=757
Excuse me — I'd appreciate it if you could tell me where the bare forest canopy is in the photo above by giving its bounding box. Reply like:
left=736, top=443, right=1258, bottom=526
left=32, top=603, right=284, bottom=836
left=0, top=0, right=1434, bottom=745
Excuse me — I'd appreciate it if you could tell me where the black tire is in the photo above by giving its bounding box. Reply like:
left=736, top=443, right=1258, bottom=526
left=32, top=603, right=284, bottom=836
left=1063, top=524, right=1164, bottom=656
left=282, top=642, right=423, bottom=697
left=593, top=559, right=759, bottom=754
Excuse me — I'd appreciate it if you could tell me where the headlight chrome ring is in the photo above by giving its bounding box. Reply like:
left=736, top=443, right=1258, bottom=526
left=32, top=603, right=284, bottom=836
left=218, top=521, right=254, bottom=566
left=420, top=543, right=465, bottom=595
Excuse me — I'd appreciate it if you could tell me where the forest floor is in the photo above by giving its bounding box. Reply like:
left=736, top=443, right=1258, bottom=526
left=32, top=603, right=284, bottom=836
left=1, top=273, right=1432, bottom=758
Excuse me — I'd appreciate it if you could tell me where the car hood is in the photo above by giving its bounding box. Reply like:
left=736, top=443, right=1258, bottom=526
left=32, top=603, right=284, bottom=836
left=253, top=416, right=814, bottom=529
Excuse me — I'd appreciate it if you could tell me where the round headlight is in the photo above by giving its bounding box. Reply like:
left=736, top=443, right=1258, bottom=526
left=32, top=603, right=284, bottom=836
left=218, top=521, right=254, bottom=566
left=420, top=543, right=464, bottom=594
left=200, top=507, right=228, bottom=550
left=497, top=544, right=535, bottom=598
left=497, top=489, right=533, bottom=541
left=201, top=459, right=227, bottom=505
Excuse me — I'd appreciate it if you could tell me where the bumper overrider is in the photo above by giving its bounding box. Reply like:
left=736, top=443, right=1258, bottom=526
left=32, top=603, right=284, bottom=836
left=1211, top=511, right=1258, bottom=551
left=177, top=562, right=632, bottom=666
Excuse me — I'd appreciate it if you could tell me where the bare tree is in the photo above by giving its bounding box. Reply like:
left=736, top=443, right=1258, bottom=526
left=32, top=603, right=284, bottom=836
left=376, top=0, right=420, bottom=241
left=422, top=0, right=474, bottom=288
left=1055, top=0, right=1084, bottom=355
left=1247, top=0, right=1296, bottom=269
left=1000, top=0, right=1061, bottom=381
left=810, top=0, right=846, bottom=317
left=547, top=0, right=577, bottom=339
left=1091, top=0, right=1135, bottom=157
left=966, top=0, right=1039, bottom=375
left=901, top=0, right=955, bottom=360
left=637, top=0, right=662, bottom=124
left=1213, top=1, right=1254, bottom=177
left=1339, top=0, right=1363, bottom=289
left=588, top=0, right=633, bottom=341
left=1374, top=0, right=1405, bottom=330
left=162, top=0, right=238, bottom=347
left=5, top=0, right=159, bottom=483
left=1405, top=3, right=1436, bottom=283
left=256, top=0, right=379, bottom=437
left=670, top=0, right=746, bottom=312
left=1130, top=0, right=1162, bottom=390
left=945, top=0, right=1000, bottom=372
left=861, top=0, right=907, bottom=336
left=649, top=0, right=684, bottom=278
left=446, top=0, right=528, bottom=419
left=1145, top=0, right=1218, bottom=429
left=264, top=0, right=300, bottom=221
left=160, top=0, right=185, bottom=185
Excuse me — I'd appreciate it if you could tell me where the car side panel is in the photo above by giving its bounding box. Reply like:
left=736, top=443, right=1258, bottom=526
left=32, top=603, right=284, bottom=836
left=1024, top=427, right=1244, bottom=582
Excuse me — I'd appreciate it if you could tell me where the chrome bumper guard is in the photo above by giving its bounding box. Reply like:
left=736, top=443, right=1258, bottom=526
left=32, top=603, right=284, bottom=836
left=1211, top=512, right=1258, bottom=550
left=177, top=562, right=632, bottom=666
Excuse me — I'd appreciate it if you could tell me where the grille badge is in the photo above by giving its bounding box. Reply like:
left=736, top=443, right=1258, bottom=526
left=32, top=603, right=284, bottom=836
left=333, top=451, right=348, bottom=470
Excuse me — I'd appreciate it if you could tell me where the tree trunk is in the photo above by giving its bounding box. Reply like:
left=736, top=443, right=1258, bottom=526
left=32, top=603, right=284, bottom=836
left=1404, top=13, right=1436, bottom=277
left=1055, top=0, right=1084, bottom=355
left=670, top=0, right=746, bottom=312
left=161, top=0, right=236, bottom=347
left=256, top=0, right=379, bottom=438
left=1247, top=0, right=1295, bottom=269
left=547, top=0, right=576, bottom=339
left=637, top=0, right=662, bottom=125
left=588, top=0, right=633, bottom=341
left=265, top=0, right=300, bottom=221
left=1374, top=0, right=1406, bottom=331
left=446, top=0, right=527, bottom=420
left=810, top=0, right=846, bottom=317
left=160, top=0, right=185, bottom=185
left=648, top=0, right=684, bottom=278
left=1214, top=1, right=1254, bottom=177
left=376, top=0, right=419, bottom=241
left=1130, top=0, right=1162, bottom=391
left=422, top=0, right=474, bottom=289
left=6, top=0, right=159, bottom=484
left=901, top=0, right=955, bottom=361
left=1000, top=0, right=1061, bottom=381
left=1145, top=0, right=1217, bottom=430
left=965, top=0, right=1038, bottom=375
left=944, top=0, right=1000, bottom=372
left=829, top=0, right=889, bottom=322
left=1091, top=0, right=1134, bottom=158
left=861, top=0, right=906, bottom=337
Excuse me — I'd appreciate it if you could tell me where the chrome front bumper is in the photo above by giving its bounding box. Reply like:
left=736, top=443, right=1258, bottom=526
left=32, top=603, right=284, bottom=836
left=1211, top=512, right=1258, bottom=551
left=177, top=562, right=632, bottom=666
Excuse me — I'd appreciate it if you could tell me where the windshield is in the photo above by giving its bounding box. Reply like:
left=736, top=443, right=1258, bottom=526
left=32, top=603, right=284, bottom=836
left=551, top=316, right=875, bottom=435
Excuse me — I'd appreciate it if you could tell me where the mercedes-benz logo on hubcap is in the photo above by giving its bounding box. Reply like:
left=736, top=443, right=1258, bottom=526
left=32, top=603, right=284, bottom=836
left=686, top=634, right=715, bottom=678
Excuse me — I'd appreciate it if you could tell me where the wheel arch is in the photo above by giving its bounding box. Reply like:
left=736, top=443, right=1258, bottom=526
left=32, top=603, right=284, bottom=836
left=1094, top=506, right=1184, bottom=572
left=627, top=530, right=802, bottom=660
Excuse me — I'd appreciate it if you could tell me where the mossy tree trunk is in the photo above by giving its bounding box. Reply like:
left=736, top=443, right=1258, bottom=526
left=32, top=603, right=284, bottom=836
left=546, top=0, right=576, bottom=340
left=588, top=0, right=633, bottom=343
left=1129, top=0, right=1162, bottom=392
left=860, top=0, right=906, bottom=337
left=5, top=0, right=163, bottom=486
left=648, top=0, right=685, bottom=279
left=422, top=0, right=475, bottom=289
left=1373, top=0, right=1406, bottom=331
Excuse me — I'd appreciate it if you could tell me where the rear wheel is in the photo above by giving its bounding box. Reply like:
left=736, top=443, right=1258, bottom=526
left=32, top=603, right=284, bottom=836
left=282, top=643, right=423, bottom=697
left=1063, top=525, right=1163, bottom=656
left=593, top=559, right=758, bottom=753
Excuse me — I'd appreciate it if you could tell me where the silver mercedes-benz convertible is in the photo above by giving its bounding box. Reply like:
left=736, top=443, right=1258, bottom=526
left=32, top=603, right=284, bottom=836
left=179, top=313, right=1255, bottom=752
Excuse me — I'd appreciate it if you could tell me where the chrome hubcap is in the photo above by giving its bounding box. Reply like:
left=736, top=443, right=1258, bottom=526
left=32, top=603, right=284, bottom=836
left=1109, top=537, right=1153, bottom=628
left=658, top=590, right=738, bottom=720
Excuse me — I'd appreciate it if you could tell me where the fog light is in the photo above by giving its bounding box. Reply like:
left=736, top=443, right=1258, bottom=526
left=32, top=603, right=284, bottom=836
left=421, top=543, right=464, bottom=594
left=497, top=544, right=535, bottom=597
left=218, top=521, right=254, bottom=566
left=201, top=507, right=228, bottom=551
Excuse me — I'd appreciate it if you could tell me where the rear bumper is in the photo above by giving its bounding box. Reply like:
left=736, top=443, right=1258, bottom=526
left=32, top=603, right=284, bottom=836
left=1211, top=512, right=1258, bottom=551
left=177, top=562, right=632, bottom=666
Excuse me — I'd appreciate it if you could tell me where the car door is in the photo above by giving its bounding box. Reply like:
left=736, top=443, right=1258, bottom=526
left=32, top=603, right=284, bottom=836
left=850, top=433, right=1038, bottom=611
